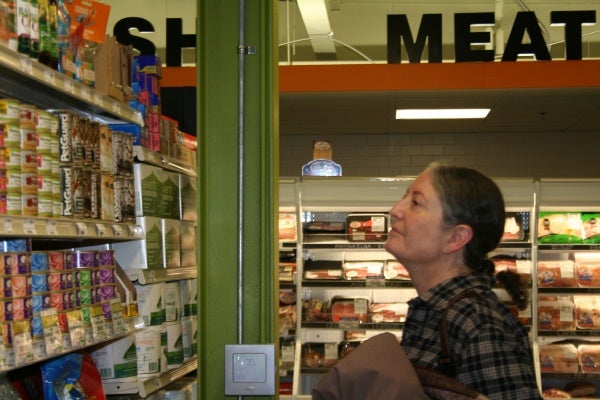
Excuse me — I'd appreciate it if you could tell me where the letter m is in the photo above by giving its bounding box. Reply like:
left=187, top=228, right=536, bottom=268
left=387, top=14, right=442, bottom=63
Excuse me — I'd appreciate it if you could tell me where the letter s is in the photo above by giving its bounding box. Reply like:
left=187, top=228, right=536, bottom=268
left=113, top=17, right=156, bottom=55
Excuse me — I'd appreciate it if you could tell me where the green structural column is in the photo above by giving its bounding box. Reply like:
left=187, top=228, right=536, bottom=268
left=197, top=1, right=279, bottom=399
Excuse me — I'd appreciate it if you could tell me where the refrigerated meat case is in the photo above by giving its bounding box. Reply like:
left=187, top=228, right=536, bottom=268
left=279, top=176, right=600, bottom=399
left=0, top=44, right=197, bottom=398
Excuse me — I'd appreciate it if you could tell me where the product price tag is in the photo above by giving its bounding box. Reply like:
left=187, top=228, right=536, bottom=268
left=93, top=93, right=103, bottom=106
left=80, top=87, right=92, bottom=102
left=111, top=101, right=121, bottom=115
left=112, top=224, right=123, bottom=237
left=75, top=222, right=88, bottom=236
left=46, top=220, right=57, bottom=236
left=95, top=223, right=106, bottom=236
left=43, top=69, right=56, bottom=86
left=23, top=219, right=36, bottom=235
left=64, top=78, right=75, bottom=94
left=19, top=56, right=33, bottom=75
left=2, top=217, right=13, bottom=234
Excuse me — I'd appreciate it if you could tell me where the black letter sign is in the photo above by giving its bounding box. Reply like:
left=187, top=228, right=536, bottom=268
left=551, top=10, right=596, bottom=60
left=454, top=12, right=495, bottom=62
left=387, top=14, right=442, bottom=63
left=113, top=17, right=156, bottom=55
left=502, top=11, right=551, bottom=61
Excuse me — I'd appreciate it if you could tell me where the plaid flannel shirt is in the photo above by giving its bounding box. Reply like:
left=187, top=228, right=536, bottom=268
left=401, top=273, right=542, bottom=400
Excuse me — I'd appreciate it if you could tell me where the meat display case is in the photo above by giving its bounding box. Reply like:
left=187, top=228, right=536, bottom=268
left=278, top=176, right=549, bottom=398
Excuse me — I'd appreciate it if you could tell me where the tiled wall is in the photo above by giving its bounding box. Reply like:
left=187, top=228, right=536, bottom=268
left=280, top=131, right=600, bottom=178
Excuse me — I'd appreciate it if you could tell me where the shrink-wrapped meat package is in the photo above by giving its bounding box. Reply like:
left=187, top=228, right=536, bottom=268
left=342, top=261, right=383, bottom=280
left=538, top=260, right=577, bottom=288
left=538, top=296, right=576, bottom=331
left=330, top=297, right=369, bottom=323
left=539, top=343, right=579, bottom=373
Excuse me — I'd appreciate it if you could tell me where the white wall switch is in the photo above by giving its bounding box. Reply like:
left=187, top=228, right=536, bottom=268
left=224, top=344, right=276, bottom=396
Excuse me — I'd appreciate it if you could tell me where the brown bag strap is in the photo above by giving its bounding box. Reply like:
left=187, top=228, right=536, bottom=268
left=437, top=290, right=486, bottom=378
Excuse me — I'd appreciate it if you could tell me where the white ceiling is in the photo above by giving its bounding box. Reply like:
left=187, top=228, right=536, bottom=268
left=278, top=0, right=600, bottom=136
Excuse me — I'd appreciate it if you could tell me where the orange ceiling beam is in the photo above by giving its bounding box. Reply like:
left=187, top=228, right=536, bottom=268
left=161, top=60, right=600, bottom=91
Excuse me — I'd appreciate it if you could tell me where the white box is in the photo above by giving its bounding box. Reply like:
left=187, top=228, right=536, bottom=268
left=113, top=217, right=164, bottom=269
left=133, top=163, right=162, bottom=217
left=162, top=218, right=181, bottom=269
left=179, top=174, right=197, bottom=221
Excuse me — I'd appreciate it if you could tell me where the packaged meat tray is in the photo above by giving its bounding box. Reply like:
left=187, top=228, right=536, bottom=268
left=578, top=344, right=600, bottom=373
left=538, top=260, right=577, bottom=288
left=346, top=213, right=388, bottom=242
left=369, top=302, right=407, bottom=323
left=492, top=258, right=532, bottom=284
left=302, top=298, right=329, bottom=322
left=537, top=212, right=583, bottom=244
left=342, top=261, right=383, bottom=280
left=383, top=260, right=410, bottom=280
left=538, top=296, right=576, bottom=331
left=330, top=297, right=369, bottom=323
left=502, top=212, right=527, bottom=241
left=302, top=342, right=338, bottom=368
left=582, top=213, right=600, bottom=244
left=576, top=263, right=600, bottom=287
left=539, top=344, right=579, bottom=373
left=303, top=260, right=342, bottom=280
left=574, top=295, right=600, bottom=329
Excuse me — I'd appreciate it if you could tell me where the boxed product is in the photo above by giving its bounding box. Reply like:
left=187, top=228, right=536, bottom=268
left=179, top=173, right=197, bottom=221
left=346, top=213, right=387, bottom=242
left=162, top=219, right=181, bottom=269
left=133, top=163, right=162, bottom=217
left=160, top=170, right=180, bottom=220
left=180, top=221, right=197, bottom=267
left=112, top=217, right=164, bottom=269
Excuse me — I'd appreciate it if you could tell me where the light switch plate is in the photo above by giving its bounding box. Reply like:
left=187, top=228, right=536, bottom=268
left=224, top=344, right=276, bottom=396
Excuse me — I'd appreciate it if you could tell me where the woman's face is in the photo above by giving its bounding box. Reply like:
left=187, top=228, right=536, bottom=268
left=385, top=169, right=450, bottom=266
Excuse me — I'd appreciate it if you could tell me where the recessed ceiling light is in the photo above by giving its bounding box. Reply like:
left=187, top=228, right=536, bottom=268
left=395, top=108, right=491, bottom=119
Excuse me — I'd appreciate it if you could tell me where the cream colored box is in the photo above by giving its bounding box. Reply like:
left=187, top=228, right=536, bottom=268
left=112, top=217, right=164, bottom=269
left=160, top=170, right=180, bottom=220
left=133, top=163, right=162, bottom=217
left=162, top=218, right=181, bottom=269
left=179, top=174, right=197, bottom=221
left=180, top=221, right=197, bottom=267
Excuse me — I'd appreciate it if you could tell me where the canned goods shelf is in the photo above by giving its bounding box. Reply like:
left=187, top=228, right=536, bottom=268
left=0, top=216, right=143, bottom=240
left=0, top=45, right=144, bottom=126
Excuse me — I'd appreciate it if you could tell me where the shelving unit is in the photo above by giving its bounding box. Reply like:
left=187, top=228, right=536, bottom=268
left=0, top=45, right=198, bottom=398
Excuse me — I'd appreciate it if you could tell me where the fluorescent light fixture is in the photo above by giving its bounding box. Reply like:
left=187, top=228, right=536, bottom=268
left=395, top=108, right=491, bottom=120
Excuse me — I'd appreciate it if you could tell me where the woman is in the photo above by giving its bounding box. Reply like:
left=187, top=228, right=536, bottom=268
left=385, top=162, right=541, bottom=400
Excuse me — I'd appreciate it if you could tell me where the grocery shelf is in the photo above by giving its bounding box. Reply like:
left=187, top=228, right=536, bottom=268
left=133, top=146, right=196, bottom=178
left=0, top=315, right=145, bottom=374
left=0, top=45, right=143, bottom=126
left=0, top=215, right=143, bottom=241
left=125, top=266, right=198, bottom=284
left=138, top=357, right=198, bottom=398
